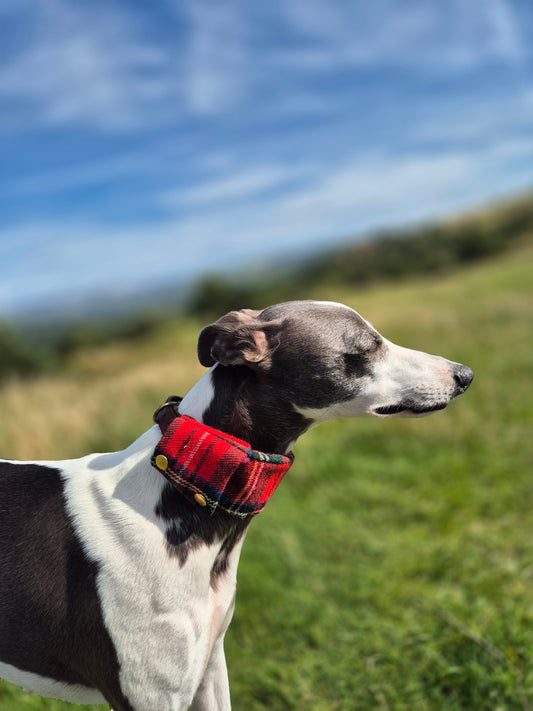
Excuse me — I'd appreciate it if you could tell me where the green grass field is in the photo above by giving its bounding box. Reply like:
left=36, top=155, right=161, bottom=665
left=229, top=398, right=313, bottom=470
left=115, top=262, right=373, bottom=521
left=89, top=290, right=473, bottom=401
left=1, top=242, right=532, bottom=710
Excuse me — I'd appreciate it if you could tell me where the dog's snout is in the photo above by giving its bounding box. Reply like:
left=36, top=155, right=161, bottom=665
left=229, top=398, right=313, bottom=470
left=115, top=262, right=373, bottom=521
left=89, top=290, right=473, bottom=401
left=453, top=364, right=473, bottom=393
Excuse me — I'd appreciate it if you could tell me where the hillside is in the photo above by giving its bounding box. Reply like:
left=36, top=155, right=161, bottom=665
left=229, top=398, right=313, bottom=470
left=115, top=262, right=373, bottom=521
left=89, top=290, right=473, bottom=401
left=1, top=240, right=532, bottom=710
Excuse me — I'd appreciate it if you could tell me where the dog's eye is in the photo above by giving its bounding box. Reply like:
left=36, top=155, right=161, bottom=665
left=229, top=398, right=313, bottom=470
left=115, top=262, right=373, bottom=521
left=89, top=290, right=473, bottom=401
left=344, top=330, right=382, bottom=356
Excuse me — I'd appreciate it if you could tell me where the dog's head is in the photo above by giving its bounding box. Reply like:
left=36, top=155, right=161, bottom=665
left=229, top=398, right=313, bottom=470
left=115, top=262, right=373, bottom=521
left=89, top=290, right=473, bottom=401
left=197, top=300, right=473, bottom=426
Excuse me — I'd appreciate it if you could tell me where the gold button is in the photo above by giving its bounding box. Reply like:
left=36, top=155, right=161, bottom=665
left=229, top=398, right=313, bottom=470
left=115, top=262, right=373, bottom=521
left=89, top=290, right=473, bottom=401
left=155, top=454, right=168, bottom=470
left=194, top=493, right=207, bottom=507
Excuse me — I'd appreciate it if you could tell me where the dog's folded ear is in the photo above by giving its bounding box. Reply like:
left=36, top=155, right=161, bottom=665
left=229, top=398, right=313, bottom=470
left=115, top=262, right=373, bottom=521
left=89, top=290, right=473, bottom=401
left=198, top=309, right=283, bottom=368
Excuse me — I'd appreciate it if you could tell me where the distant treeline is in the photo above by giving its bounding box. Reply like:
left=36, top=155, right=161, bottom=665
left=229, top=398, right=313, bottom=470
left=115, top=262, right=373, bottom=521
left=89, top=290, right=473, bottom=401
left=1, top=191, right=532, bottom=382
left=0, top=316, right=158, bottom=382
left=188, top=191, right=533, bottom=317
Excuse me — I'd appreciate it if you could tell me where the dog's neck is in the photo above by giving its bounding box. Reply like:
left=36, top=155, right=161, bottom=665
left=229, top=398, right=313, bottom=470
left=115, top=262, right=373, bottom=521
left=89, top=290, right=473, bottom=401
left=179, top=364, right=311, bottom=455
left=153, top=363, right=306, bottom=556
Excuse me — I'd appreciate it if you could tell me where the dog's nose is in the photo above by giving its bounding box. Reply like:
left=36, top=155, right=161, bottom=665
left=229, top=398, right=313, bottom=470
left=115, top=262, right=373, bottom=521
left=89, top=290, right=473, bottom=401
left=453, top=365, right=474, bottom=392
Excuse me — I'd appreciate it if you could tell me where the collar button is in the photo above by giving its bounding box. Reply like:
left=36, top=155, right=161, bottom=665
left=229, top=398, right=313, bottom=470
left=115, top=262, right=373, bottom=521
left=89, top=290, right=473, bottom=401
left=194, top=493, right=207, bottom=507
left=155, top=454, right=168, bottom=471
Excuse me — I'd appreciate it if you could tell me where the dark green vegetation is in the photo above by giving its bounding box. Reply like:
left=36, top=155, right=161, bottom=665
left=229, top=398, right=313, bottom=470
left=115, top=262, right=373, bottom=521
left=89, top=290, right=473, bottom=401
left=0, top=217, right=532, bottom=709
left=0, top=321, right=46, bottom=379
left=0, top=314, right=161, bottom=383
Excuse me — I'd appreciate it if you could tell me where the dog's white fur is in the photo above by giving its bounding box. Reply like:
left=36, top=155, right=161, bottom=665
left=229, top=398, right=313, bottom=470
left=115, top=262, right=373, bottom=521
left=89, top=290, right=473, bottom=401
left=1, top=415, right=241, bottom=709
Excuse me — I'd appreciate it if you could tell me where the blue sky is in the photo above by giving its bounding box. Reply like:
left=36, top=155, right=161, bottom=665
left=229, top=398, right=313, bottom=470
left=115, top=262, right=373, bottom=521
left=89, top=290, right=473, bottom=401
left=1, top=0, right=533, bottom=317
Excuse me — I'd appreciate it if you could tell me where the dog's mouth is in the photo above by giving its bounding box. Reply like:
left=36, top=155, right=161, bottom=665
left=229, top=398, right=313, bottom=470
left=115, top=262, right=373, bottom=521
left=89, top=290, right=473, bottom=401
left=373, top=402, right=448, bottom=417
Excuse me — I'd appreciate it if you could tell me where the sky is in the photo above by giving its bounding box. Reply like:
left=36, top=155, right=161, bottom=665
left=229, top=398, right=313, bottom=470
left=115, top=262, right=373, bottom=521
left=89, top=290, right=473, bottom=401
left=1, top=0, right=533, bottom=317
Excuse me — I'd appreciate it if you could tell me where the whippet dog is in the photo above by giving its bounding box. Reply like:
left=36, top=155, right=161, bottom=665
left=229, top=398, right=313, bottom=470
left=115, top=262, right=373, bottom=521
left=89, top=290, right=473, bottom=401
left=0, top=301, right=473, bottom=710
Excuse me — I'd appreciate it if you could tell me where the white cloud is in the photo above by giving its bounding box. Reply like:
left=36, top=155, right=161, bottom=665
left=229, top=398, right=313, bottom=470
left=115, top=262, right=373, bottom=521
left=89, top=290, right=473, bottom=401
left=160, top=164, right=300, bottom=208
left=485, top=0, right=526, bottom=63
left=413, top=89, right=533, bottom=147
left=279, top=0, right=526, bottom=70
left=1, top=135, right=188, bottom=200
left=0, top=0, right=177, bottom=131
left=0, top=0, right=255, bottom=130
left=180, top=0, right=248, bottom=114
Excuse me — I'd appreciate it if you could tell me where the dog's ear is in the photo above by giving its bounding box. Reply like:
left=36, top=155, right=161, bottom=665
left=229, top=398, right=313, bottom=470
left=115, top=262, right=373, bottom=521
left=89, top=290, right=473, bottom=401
left=197, top=309, right=282, bottom=368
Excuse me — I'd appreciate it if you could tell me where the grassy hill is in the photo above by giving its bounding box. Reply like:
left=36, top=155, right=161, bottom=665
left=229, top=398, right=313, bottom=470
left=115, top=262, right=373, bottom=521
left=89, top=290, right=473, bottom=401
left=0, top=240, right=532, bottom=710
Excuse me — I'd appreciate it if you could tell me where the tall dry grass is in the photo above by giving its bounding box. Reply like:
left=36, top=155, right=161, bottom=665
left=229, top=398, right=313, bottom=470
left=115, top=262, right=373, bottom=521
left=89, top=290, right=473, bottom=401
left=0, top=319, right=205, bottom=461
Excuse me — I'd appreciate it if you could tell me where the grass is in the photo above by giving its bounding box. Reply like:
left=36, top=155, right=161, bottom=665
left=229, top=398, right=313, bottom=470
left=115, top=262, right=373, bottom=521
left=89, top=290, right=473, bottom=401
left=1, top=241, right=532, bottom=710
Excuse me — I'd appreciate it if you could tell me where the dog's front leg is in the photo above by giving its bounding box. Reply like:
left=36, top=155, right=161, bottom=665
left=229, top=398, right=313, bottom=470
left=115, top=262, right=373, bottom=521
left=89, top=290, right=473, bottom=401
left=190, top=638, right=231, bottom=711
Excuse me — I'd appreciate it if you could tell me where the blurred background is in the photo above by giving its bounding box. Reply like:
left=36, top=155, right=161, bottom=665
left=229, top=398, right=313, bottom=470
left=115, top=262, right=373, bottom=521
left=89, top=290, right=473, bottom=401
left=1, top=2, right=532, bottom=710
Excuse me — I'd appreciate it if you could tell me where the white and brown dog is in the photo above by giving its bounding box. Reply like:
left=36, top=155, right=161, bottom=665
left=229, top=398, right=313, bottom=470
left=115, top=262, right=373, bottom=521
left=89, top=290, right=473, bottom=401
left=0, top=301, right=472, bottom=710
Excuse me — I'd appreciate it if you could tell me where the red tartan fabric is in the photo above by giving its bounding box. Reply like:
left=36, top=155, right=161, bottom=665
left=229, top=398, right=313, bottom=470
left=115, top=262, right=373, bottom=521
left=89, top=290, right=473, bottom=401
left=151, top=415, right=294, bottom=518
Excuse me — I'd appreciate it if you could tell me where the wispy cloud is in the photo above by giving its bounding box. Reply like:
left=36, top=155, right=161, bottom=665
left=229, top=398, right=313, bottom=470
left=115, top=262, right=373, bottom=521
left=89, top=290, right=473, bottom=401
left=415, top=89, right=533, bottom=145
left=485, top=0, right=526, bottom=63
left=180, top=0, right=249, bottom=114
left=2, top=148, right=162, bottom=200
left=0, top=0, right=177, bottom=131
left=160, top=164, right=304, bottom=208
left=280, top=0, right=526, bottom=70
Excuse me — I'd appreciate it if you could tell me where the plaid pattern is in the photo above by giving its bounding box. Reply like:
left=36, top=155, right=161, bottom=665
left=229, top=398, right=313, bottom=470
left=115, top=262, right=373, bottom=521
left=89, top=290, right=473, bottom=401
left=151, top=415, right=294, bottom=518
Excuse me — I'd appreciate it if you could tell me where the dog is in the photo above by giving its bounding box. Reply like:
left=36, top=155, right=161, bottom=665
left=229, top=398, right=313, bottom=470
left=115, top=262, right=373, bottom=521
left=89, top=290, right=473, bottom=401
left=0, top=301, right=473, bottom=710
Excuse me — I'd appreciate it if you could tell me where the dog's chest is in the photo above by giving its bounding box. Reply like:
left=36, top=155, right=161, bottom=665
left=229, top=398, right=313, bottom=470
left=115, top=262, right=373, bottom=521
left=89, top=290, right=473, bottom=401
left=62, top=446, right=244, bottom=708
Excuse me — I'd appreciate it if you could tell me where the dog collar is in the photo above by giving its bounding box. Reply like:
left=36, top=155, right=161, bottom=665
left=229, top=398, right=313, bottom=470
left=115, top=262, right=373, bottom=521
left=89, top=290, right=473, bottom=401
left=151, top=404, right=293, bottom=518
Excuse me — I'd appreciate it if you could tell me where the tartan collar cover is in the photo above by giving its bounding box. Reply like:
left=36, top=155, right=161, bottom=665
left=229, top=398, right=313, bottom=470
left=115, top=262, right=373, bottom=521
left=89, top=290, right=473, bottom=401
left=151, top=415, right=294, bottom=518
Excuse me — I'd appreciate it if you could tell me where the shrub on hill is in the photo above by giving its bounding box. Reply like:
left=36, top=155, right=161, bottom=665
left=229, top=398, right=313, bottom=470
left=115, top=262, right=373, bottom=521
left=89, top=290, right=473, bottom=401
left=0, top=322, right=46, bottom=381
